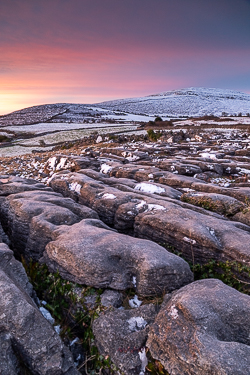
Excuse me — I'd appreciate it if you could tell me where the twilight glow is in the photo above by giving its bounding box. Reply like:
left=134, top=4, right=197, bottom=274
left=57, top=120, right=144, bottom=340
left=1, top=0, right=250, bottom=114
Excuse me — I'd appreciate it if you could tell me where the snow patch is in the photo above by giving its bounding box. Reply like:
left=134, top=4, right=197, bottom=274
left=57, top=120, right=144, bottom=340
left=48, top=157, right=57, bottom=170
left=134, top=182, right=165, bottom=194
left=169, top=305, right=178, bottom=320
left=139, top=348, right=148, bottom=375
left=39, top=307, right=55, bottom=325
left=101, top=193, right=117, bottom=200
left=56, top=157, right=68, bottom=170
left=127, top=317, right=147, bottom=332
left=132, top=276, right=137, bottom=288
left=183, top=237, right=196, bottom=245
left=136, top=200, right=147, bottom=210
left=129, top=295, right=142, bottom=308
left=100, top=163, right=112, bottom=174
left=200, top=152, right=217, bottom=160
left=69, top=182, right=82, bottom=194
left=147, top=204, right=166, bottom=212
left=70, top=337, right=79, bottom=347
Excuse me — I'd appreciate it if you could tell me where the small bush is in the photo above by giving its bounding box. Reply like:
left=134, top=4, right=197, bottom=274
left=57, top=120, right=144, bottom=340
left=155, top=116, right=163, bottom=122
left=0, top=135, right=9, bottom=142
left=147, top=129, right=162, bottom=141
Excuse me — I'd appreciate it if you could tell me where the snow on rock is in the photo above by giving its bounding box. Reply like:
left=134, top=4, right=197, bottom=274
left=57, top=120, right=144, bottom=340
left=121, top=151, right=140, bottom=161
left=100, top=193, right=117, bottom=200
left=56, top=157, right=68, bottom=170
left=183, top=237, right=196, bottom=245
left=210, top=177, right=232, bottom=187
left=127, top=317, right=148, bottom=332
left=169, top=305, right=179, bottom=320
left=39, top=307, right=55, bottom=325
left=132, top=276, right=137, bottom=288
left=134, top=182, right=165, bottom=194
left=139, top=348, right=148, bottom=375
left=199, top=152, right=217, bottom=160
left=96, top=136, right=103, bottom=143
left=69, top=182, right=82, bottom=194
left=136, top=200, right=147, bottom=211
left=147, top=204, right=166, bottom=212
left=129, top=295, right=143, bottom=308
left=47, top=156, right=57, bottom=170
left=100, top=163, right=112, bottom=174
left=54, top=325, right=61, bottom=334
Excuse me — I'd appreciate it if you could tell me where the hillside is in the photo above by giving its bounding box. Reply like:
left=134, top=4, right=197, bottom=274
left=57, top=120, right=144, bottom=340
left=97, top=87, right=250, bottom=117
left=1, top=88, right=250, bottom=127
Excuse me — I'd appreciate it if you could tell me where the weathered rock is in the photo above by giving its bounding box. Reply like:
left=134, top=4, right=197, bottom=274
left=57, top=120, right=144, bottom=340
left=49, top=171, right=250, bottom=265
left=157, top=160, right=202, bottom=176
left=44, top=155, right=100, bottom=174
left=134, top=203, right=250, bottom=264
left=42, top=218, right=193, bottom=296
left=0, top=189, right=98, bottom=260
left=93, top=304, right=157, bottom=375
left=100, top=289, right=123, bottom=308
left=181, top=192, right=246, bottom=216
left=0, top=175, right=52, bottom=196
left=233, top=208, right=250, bottom=226
left=0, top=243, right=79, bottom=375
left=147, top=279, right=250, bottom=375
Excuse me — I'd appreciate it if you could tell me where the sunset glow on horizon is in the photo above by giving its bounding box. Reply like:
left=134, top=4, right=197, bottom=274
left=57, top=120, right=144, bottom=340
left=1, top=0, right=250, bottom=115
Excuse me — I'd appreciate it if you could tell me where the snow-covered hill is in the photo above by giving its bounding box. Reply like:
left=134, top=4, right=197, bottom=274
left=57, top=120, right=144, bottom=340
left=1, top=87, right=250, bottom=127
left=96, top=87, right=250, bottom=118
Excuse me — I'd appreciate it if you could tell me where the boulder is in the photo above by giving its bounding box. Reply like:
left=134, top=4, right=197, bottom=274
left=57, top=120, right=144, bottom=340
left=134, top=203, right=250, bottom=265
left=42, top=218, right=193, bottom=296
left=0, top=175, right=52, bottom=196
left=0, top=190, right=98, bottom=260
left=0, top=242, right=79, bottom=375
left=93, top=304, right=157, bottom=375
left=181, top=192, right=246, bottom=216
left=49, top=171, right=250, bottom=266
left=147, top=279, right=250, bottom=375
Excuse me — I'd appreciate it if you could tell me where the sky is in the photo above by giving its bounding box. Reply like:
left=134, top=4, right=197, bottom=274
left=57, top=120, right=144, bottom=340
left=0, top=0, right=250, bottom=115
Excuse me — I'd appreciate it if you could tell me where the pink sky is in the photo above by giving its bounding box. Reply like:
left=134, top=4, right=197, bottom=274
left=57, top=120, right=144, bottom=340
left=1, top=0, right=250, bottom=115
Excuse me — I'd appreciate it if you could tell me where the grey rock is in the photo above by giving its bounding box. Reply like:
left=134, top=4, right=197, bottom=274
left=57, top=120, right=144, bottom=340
left=0, top=175, right=52, bottom=196
left=93, top=304, right=157, bottom=375
left=181, top=192, right=246, bottom=216
left=49, top=171, right=250, bottom=266
left=147, top=279, right=250, bottom=375
left=0, top=243, right=79, bottom=375
left=0, top=190, right=98, bottom=260
left=100, top=289, right=123, bottom=308
left=134, top=203, right=250, bottom=265
left=42, top=218, right=193, bottom=296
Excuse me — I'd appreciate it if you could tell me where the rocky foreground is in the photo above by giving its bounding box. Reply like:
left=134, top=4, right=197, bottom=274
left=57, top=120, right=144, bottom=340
left=0, top=124, right=250, bottom=374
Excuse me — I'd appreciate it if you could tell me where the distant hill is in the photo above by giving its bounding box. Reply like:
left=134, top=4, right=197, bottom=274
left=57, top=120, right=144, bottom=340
left=1, top=87, right=250, bottom=126
left=96, top=87, right=250, bottom=118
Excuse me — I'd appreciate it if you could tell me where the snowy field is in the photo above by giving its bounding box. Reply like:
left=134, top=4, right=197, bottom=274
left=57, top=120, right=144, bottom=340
left=0, top=124, right=138, bottom=157
left=5, top=122, right=139, bottom=135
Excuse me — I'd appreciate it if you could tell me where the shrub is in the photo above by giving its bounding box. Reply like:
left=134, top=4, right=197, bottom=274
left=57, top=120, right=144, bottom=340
left=0, top=135, right=9, bottom=142
left=155, top=116, right=163, bottom=122
left=147, top=129, right=162, bottom=141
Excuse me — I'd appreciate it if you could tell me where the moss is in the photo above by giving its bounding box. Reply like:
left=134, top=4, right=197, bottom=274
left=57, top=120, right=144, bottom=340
left=22, top=260, right=117, bottom=374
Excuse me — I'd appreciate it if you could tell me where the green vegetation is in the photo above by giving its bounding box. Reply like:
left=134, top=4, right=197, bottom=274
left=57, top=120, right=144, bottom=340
left=192, top=260, right=250, bottom=294
left=0, top=135, right=9, bottom=142
left=22, top=259, right=117, bottom=374
left=155, top=116, right=163, bottom=122
left=160, top=243, right=250, bottom=295
left=22, top=249, right=250, bottom=374
left=147, top=129, right=162, bottom=141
